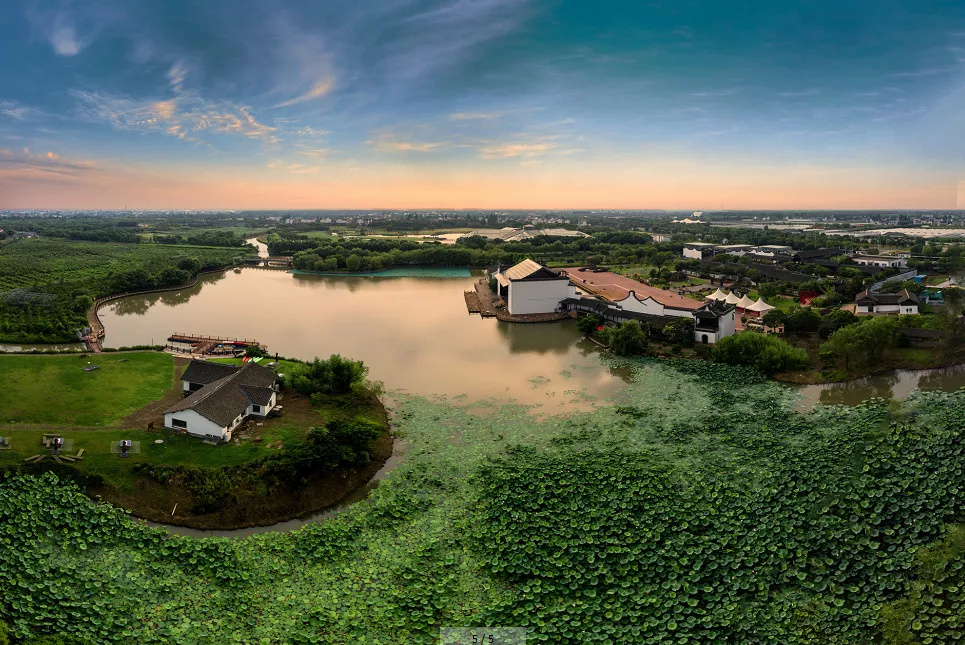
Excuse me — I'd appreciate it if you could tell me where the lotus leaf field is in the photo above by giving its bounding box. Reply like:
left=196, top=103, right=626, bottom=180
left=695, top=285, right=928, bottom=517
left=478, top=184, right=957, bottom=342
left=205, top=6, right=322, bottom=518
left=0, top=359, right=963, bottom=643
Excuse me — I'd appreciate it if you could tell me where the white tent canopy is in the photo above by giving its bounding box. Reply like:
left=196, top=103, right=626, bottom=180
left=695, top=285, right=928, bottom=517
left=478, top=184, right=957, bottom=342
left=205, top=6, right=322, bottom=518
left=724, top=291, right=742, bottom=305
left=706, top=288, right=729, bottom=302
left=745, top=298, right=776, bottom=313
left=736, top=294, right=755, bottom=309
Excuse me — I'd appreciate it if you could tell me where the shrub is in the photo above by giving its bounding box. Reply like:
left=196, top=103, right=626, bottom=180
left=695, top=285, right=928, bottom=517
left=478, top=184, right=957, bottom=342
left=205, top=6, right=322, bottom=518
left=821, top=316, right=898, bottom=370
left=290, top=354, right=369, bottom=396
left=712, top=332, right=809, bottom=374
left=576, top=314, right=604, bottom=335
left=661, top=318, right=694, bottom=347
left=607, top=321, right=648, bottom=356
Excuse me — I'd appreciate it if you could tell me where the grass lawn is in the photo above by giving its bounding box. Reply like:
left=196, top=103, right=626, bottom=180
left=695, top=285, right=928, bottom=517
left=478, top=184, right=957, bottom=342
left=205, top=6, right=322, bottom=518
left=925, top=275, right=949, bottom=286
left=746, top=291, right=799, bottom=312
left=0, top=353, right=174, bottom=426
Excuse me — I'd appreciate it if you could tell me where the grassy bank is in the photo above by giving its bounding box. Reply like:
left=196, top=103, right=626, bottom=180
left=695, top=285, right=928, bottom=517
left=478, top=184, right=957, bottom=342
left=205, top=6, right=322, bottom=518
left=0, top=352, right=173, bottom=425
left=0, top=352, right=390, bottom=528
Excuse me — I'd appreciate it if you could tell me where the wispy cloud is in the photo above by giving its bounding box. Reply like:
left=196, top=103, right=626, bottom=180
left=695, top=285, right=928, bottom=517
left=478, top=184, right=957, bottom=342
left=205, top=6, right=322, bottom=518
left=478, top=140, right=556, bottom=158
left=893, top=67, right=958, bottom=77
left=273, top=76, right=336, bottom=108
left=367, top=134, right=444, bottom=152
left=450, top=111, right=504, bottom=120
left=0, top=101, right=36, bottom=120
left=29, top=9, right=89, bottom=57
left=690, top=88, right=740, bottom=98
left=778, top=88, right=821, bottom=97
left=0, top=148, right=96, bottom=179
left=72, top=90, right=278, bottom=143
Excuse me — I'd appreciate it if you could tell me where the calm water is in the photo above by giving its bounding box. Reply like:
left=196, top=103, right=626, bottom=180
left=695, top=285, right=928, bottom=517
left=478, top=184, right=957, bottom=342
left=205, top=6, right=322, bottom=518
left=795, top=363, right=965, bottom=407
left=99, top=268, right=626, bottom=409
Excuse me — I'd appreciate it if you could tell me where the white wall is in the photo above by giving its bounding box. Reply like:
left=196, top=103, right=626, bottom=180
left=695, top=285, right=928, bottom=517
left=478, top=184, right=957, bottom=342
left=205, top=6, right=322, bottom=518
left=902, top=305, right=919, bottom=314
left=247, top=391, right=277, bottom=417
left=615, top=291, right=694, bottom=319
left=683, top=247, right=706, bottom=260
left=165, top=409, right=228, bottom=441
left=719, top=310, right=736, bottom=339
left=507, top=279, right=571, bottom=314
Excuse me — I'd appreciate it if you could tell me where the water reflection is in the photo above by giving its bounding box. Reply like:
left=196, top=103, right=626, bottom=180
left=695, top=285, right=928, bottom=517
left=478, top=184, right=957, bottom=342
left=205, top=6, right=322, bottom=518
left=796, top=363, right=965, bottom=408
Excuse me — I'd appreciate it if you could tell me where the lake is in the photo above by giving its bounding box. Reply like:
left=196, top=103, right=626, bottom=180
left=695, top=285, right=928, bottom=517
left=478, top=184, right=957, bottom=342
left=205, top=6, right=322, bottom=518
left=98, top=268, right=627, bottom=410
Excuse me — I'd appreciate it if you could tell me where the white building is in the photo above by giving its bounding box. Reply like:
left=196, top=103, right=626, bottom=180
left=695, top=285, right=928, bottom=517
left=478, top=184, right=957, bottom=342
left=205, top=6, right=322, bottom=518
left=854, top=255, right=908, bottom=268
left=855, top=289, right=919, bottom=315
left=493, top=259, right=573, bottom=315
left=164, top=361, right=279, bottom=442
left=682, top=242, right=718, bottom=260
left=693, top=303, right=737, bottom=345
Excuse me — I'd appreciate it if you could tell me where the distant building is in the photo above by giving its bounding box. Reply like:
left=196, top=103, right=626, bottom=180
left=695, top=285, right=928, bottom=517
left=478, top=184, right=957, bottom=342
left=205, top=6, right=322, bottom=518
left=164, top=360, right=279, bottom=442
left=855, top=289, right=919, bottom=315
left=682, top=242, right=718, bottom=260
left=854, top=255, right=908, bottom=269
left=492, top=259, right=573, bottom=315
left=465, top=226, right=590, bottom=242
left=693, top=302, right=737, bottom=345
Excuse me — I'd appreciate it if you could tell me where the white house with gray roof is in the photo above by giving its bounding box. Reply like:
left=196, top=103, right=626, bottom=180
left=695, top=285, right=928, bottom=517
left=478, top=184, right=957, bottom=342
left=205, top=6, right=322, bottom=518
left=164, top=360, right=279, bottom=442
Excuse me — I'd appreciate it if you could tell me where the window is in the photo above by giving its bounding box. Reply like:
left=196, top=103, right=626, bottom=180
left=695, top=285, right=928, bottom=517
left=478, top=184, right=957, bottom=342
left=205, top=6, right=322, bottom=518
left=252, top=405, right=261, bottom=413
left=171, top=418, right=187, bottom=429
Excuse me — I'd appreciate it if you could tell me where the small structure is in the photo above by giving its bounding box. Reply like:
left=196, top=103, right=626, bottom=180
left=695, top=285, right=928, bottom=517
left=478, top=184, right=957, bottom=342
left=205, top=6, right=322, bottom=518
left=736, top=294, right=755, bottom=310
left=855, top=289, right=919, bottom=315
left=164, top=361, right=279, bottom=442
left=706, top=288, right=729, bottom=302
left=492, top=259, right=572, bottom=315
left=694, top=302, right=737, bottom=345
left=724, top=291, right=742, bottom=306
left=854, top=255, right=908, bottom=269
left=683, top=242, right=718, bottom=261
left=744, top=298, right=776, bottom=318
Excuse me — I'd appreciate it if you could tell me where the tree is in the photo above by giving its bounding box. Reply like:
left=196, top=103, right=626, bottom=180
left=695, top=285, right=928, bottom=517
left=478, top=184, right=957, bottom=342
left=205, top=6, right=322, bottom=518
left=758, top=282, right=781, bottom=299
left=785, top=307, right=822, bottom=335
left=712, top=332, right=809, bottom=374
left=607, top=321, right=648, bottom=356
left=821, top=316, right=897, bottom=370
left=345, top=254, right=362, bottom=272
left=577, top=314, right=604, bottom=335
left=761, top=310, right=786, bottom=329
left=661, top=318, right=695, bottom=346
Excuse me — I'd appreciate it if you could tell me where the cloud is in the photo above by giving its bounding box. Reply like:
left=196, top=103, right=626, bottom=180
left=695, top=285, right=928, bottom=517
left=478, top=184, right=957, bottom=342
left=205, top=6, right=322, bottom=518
left=450, top=111, right=504, bottom=120
left=0, top=148, right=96, bottom=179
left=478, top=141, right=556, bottom=158
left=72, top=90, right=277, bottom=143
left=0, top=101, right=35, bottom=120
left=273, top=76, right=336, bottom=108
left=167, top=62, right=188, bottom=93
left=778, top=88, right=821, bottom=97
left=690, top=88, right=740, bottom=98
left=893, top=67, right=958, bottom=77
left=367, top=134, right=444, bottom=152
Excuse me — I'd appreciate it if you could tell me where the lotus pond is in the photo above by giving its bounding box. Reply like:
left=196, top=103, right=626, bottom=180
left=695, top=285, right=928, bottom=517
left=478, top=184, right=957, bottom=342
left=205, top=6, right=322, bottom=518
left=1, top=358, right=963, bottom=644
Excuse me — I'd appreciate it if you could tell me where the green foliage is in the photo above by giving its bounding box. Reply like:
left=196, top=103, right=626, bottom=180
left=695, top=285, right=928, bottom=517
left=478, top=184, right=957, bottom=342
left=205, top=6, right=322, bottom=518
left=785, top=307, right=823, bottom=335
left=606, top=321, right=648, bottom=356
left=897, top=314, right=946, bottom=331
left=0, top=239, right=247, bottom=342
left=761, top=309, right=787, bottom=328
left=345, top=254, right=362, bottom=272
left=0, top=620, right=8, bottom=645
left=289, top=354, right=369, bottom=396
left=576, top=314, right=603, bottom=335
left=822, top=317, right=898, bottom=370
left=1, top=361, right=964, bottom=644
left=661, top=317, right=695, bottom=346
left=713, top=331, right=809, bottom=374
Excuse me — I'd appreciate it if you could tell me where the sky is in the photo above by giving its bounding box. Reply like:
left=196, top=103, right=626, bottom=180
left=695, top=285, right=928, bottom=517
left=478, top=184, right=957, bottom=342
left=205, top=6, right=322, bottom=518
left=2, top=0, right=965, bottom=210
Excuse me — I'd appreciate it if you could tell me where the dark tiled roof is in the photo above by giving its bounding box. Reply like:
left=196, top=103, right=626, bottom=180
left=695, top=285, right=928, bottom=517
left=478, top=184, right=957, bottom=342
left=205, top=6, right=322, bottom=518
left=855, top=289, right=920, bottom=305
left=241, top=385, right=274, bottom=406
left=166, top=363, right=278, bottom=427
left=749, top=263, right=818, bottom=284
left=181, top=360, right=240, bottom=385
left=793, top=248, right=847, bottom=260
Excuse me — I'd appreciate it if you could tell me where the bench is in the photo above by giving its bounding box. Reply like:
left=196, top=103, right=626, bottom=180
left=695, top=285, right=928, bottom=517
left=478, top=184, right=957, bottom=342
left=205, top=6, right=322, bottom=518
left=75, top=448, right=85, bottom=459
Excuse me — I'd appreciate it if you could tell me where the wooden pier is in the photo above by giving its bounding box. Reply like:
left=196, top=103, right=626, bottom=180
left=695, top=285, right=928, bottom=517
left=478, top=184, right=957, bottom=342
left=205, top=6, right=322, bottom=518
left=166, top=333, right=266, bottom=356
left=464, top=290, right=482, bottom=314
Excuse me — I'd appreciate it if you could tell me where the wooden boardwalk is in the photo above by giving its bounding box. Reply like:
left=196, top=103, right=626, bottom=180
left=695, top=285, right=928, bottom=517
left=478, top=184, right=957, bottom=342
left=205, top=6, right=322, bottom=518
left=166, top=333, right=266, bottom=356
left=464, top=290, right=481, bottom=314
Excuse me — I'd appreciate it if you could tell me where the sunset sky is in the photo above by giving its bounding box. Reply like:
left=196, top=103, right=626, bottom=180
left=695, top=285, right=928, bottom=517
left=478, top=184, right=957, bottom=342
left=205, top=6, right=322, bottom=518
left=2, top=0, right=965, bottom=210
